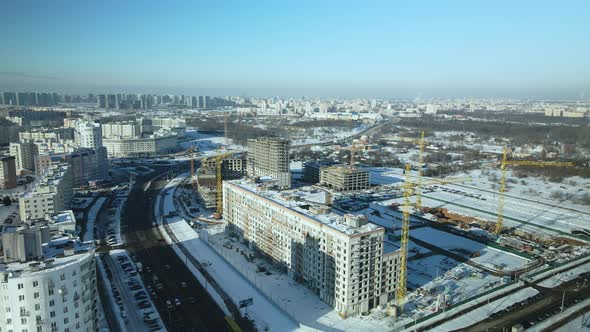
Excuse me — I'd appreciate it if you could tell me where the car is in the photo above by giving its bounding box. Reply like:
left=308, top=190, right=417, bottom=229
left=164, top=264, right=171, bottom=270
left=174, top=298, right=181, bottom=307
left=180, top=282, right=187, bottom=288
left=165, top=300, right=173, bottom=309
left=186, top=297, right=196, bottom=304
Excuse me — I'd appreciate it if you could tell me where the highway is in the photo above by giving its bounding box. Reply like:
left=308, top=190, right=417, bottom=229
left=121, top=167, right=233, bottom=331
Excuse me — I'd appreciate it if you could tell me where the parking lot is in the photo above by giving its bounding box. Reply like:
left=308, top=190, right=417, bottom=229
left=99, top=250, right=165, bottom=331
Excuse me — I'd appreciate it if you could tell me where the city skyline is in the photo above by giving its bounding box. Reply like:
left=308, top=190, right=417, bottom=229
left=1, top=1, right=589, bottom=98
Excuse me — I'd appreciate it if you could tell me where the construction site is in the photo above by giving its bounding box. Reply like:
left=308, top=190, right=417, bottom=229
left=178, top=120, right=590, bottom=331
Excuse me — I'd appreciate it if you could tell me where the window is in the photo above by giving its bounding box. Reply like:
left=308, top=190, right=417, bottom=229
left=17, top=283, right=23, bottom=290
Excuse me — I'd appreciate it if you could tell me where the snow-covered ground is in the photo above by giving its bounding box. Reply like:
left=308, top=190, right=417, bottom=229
left=556, top=311, right=590, bottom=331
left=432, top=287, right=539, bottom=331
left=205, top=231, right=405, bottom=332
left=83, top=197, right=107, bottom=241
left=410, top=227, right=532, bottom=272
left=531, top=297, right=590, bottom=332
left=538, top=260, right=590, bottom=288
left=0, top=203, right=18, bottom=224
left=179, top=129, right=245, bottom=157
left=156, top=177, right=300, bottom=331
left=371, top=167, right=590, bottom=238
left=402, top=252, right=506, bottom=320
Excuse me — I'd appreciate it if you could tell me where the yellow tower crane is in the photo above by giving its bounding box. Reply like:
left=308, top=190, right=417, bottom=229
left=214, top=151, right=235, bottom=218
left=494, top=147, right=575, bottom=234
left=415, top=131, right=426, bottom=209
left=397, top=163, right=413, bottom=306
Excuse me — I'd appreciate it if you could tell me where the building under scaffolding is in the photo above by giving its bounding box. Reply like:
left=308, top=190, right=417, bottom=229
left=196, top=154, right=247, bottom=208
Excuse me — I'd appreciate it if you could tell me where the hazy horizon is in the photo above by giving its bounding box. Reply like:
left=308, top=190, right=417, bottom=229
left=2, top=1, right=589, bottom=99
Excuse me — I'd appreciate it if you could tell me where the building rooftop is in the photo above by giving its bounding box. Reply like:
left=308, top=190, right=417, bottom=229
left=0, top=232, right=93, bottom=279
left=21, top=163, right=70, bottom=198
left=227, top=179, right=382, bottom=236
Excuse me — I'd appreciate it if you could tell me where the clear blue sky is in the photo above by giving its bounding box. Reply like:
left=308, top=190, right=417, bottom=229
left=1, top=0, right=589, bottom=98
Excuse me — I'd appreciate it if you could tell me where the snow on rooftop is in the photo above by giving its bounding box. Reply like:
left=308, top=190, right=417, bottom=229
left=228, top=179, right=381, bottom=236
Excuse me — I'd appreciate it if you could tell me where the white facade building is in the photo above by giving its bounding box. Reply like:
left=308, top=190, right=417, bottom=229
left=0, top=226, right=98, bottom=332
left=102, top=134, right=177, bottom=158
left=223, top=180, right=401, bottom=317
left=19, top=163, right=73, bottom=221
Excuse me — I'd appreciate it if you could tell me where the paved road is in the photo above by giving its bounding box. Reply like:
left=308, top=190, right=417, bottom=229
left=102, top=253, right=147, bottom=331
left=122, top=169, right=231, bottom=332
left=465, top=276, right=590, bottom=331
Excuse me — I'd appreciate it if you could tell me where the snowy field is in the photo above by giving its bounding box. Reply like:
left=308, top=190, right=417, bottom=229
left=410, top=227, right=532, bottom=272
left=179, top=129, right=245, bottom=157
left=372, top=169, right=590, bottom=236
left=371, top=167, right=590, bottom=238
left=431, top=287, right=539, bottom=331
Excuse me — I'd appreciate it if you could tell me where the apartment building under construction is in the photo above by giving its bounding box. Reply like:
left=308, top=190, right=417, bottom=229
left=246, top=137, right=291, bottom=189
left=320, top=165, right=371, bottom=192
left=197, top=154, right=247, bottom=208
left=223, top=179, right=401, bottom=317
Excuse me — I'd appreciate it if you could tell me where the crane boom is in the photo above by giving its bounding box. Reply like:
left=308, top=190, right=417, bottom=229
left=495, top=147, right=574, bottom=234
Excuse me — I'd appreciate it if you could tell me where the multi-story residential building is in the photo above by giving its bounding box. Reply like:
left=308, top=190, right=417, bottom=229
left=9, top=141, right=39, bottom=174
left=246, top=137, right=291, bottom=189
left=0, top=156, right=17, bottom=189
left=7, top=109, right=65, bottom=127
left=19, top=163, right=73, bottom=221
left=75, top=122, right=108, bottom=180
left=101, top=122, right=141, bottom=139
left=102, top=134, right=177, bottom=158
left=19, top=127, right=76, bottom=142
left=320, top=165, right=371, bottom=192
left=0, top=118, right=22, bottom=145
left=0, top=222, right=98, bottom=332
left=223, top=180, right=401, bottom=317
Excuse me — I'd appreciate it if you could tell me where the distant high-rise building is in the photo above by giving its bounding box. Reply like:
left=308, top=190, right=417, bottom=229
left=247, top=137, right=291, bottom=189
left=76, top=121, right=108, bottom=180
left=2, top=92, right=17, bottom=105
left=0, top=156, right=17, bottom=189
left=98, top=94, right=107, bottom=108
left=106, top=94, right=117, bottom=109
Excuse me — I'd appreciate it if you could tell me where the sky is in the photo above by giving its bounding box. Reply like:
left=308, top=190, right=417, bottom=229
left=1, top=0, right=589, bottom=98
